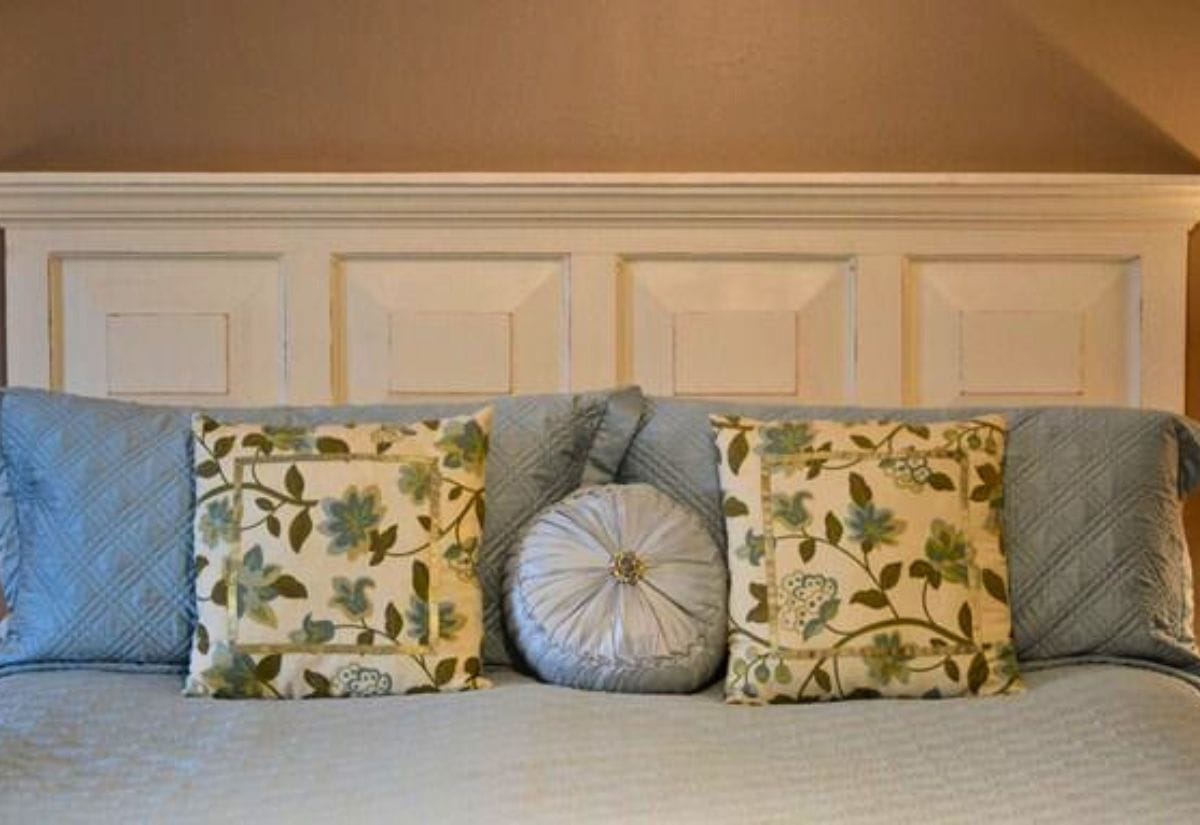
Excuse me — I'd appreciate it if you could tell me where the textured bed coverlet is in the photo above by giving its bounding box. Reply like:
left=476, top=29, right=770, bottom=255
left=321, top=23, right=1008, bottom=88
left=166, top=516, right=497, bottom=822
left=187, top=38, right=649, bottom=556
left=2, top=665, right=1199, bottom=823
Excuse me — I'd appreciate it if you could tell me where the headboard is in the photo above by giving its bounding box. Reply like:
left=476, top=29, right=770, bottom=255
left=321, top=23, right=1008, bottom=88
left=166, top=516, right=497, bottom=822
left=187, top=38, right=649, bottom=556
left=1, top=173, right=1197, bottom=411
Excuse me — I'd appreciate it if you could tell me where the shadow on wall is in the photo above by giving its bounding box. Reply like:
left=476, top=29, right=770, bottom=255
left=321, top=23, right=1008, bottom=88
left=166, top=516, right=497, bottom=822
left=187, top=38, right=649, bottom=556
left=0, top=0, right=1198, bottom=172
left=1003, top=0, right=1200, bottom=172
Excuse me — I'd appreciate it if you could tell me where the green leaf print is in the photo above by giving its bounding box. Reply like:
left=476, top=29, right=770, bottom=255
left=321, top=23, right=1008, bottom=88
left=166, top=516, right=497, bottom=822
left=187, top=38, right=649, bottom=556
left=728, top=431, right=750, bottom=475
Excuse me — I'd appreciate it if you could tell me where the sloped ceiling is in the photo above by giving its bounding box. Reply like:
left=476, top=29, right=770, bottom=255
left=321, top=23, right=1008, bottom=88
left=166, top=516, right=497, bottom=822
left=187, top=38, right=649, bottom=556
left=1005, top=0, right=1200, bottom=170
left=0, top=0, right=1197, bottom=172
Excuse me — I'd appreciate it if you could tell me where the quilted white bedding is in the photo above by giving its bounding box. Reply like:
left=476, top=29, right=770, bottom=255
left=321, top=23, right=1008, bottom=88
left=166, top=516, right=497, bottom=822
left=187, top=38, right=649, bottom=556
left=2, top=663, right=1198, bottom=823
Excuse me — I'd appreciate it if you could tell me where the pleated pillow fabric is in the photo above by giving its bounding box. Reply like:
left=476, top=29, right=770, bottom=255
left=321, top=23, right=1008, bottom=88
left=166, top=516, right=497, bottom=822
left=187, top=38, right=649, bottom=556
left=507, top=483, right=726, bottom=693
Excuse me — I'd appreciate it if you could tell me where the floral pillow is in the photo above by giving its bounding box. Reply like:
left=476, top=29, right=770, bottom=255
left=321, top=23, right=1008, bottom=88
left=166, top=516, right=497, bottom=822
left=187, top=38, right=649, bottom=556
left=186, top=410, right=491, bottom=698
left=712, top=414, right=1022, bottom=704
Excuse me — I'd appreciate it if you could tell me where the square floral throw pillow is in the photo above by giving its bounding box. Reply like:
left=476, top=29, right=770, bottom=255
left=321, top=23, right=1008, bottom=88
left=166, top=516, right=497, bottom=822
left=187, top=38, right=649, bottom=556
left=713, top=415, right=1022, bottom=704
left=186, top=409, right=491, bottom=698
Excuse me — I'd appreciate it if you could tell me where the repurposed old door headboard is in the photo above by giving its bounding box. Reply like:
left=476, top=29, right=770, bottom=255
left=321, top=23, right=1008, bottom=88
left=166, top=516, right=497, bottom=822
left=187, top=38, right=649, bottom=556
left=0, top=174, right=1197, bottom=411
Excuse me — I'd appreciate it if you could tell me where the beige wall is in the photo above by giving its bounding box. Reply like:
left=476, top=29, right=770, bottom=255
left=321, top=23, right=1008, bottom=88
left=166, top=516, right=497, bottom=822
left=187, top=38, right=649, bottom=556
left=1, top=0, right=1199, bottom=172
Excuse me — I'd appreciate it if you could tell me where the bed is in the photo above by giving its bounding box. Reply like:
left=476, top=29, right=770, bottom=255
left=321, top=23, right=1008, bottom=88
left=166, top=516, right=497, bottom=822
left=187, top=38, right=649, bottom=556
left=3, top=664, right=1199, bottom=824
left=2, top=174, right=1199, bottom=823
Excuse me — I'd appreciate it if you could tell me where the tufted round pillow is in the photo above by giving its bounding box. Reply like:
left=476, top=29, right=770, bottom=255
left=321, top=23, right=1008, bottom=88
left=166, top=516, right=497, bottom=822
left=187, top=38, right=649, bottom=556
left=505, top=483, right=727, bottom=693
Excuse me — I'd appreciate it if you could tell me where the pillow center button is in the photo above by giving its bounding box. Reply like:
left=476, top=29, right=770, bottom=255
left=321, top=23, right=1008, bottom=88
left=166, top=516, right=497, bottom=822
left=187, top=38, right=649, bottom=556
left=609, top=550, right=646, bottom=585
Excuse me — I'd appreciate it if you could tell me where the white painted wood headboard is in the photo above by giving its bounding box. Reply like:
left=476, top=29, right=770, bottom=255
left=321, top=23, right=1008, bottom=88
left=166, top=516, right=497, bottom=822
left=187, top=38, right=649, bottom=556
left=1, top=173, right=1197, bottom=411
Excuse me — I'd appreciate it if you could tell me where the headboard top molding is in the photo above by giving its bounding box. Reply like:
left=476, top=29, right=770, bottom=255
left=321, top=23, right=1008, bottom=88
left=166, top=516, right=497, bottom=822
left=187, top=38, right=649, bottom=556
left=0, top=172, right=1198, bottom=227
left=3, top=172, right=1198, bottom=411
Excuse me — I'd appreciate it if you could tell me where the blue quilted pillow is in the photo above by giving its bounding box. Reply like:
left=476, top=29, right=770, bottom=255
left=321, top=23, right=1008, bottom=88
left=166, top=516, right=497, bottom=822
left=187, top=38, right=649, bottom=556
left=0, top=455, right=17, bottom=636
left=0, top=387, right=643, bottom=675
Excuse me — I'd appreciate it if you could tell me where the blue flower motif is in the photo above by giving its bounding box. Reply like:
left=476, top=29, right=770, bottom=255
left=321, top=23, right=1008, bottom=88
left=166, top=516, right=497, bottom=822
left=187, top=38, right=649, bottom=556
left=289, top=612, right=336, bottom=644
left=318, top=485, right=386, bottom=560
left=221, top=544, right=309, bottom=629
left=760, top=422, right=814, bottom=456
left=199, top=497, right=238, bottom=548
left=397, top=462, right=434, bottom=505
left=444, top=536, right=480, bottom=582
left=435, top=420, right=487, bottom=474
left=846, top=502, right=904, bottom=550
left=734, top=529, right=767, bottom=566
left=329, top=576, right=375, bottom=620
left=406, top=597, right=465, bottom=643
left=864, top=632, right=914, bottom=686
left=201, top=643, right=264, bottom=698
left=772, top=491, right=813, bottom=529
left=924, top=519, right=972, bottom=584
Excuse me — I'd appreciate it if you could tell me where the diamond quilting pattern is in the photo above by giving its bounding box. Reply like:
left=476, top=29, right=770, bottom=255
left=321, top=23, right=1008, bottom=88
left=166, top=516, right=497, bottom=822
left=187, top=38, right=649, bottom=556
left=0, top=389, right=633, bottom=674
left=478, top=396, right=608, bottom=664
left=0, top=452, right=19, bottom=615
left=0, top=394, right=195, bottom=668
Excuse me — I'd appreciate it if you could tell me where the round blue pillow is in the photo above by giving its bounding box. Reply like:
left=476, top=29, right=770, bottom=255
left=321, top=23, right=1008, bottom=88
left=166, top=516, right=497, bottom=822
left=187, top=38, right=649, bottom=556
left=505, top=483, right=726, bottom=693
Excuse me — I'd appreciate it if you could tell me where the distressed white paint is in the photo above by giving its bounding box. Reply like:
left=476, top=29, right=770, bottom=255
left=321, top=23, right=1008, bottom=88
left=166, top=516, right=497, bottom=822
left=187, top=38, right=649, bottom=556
left=959, top=311, right=1083, bottom=395
left=673, top=311, right=797, bottom=396
left=337, top=255, right=564, bottom=402
left=624, top=256, right=852, bottom=402
left=389, top=312, right=511, bottom=395
left=906, top=257, right=1136, bottom=406
left=52, top=254, right=282, bottom=405
left=0, top=174, right=1195, bottom=411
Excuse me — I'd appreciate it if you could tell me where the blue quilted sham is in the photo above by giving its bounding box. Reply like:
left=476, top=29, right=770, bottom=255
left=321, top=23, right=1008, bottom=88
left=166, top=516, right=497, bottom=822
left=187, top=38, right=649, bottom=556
left=0, top=387, right=643, bottom=675
left=618, top=399, right=1200, bottom=673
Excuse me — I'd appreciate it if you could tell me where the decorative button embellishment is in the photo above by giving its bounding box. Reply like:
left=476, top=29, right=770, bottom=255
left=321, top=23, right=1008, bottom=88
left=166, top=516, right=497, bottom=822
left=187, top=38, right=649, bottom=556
left=609, top=550, right=647, bottom=585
